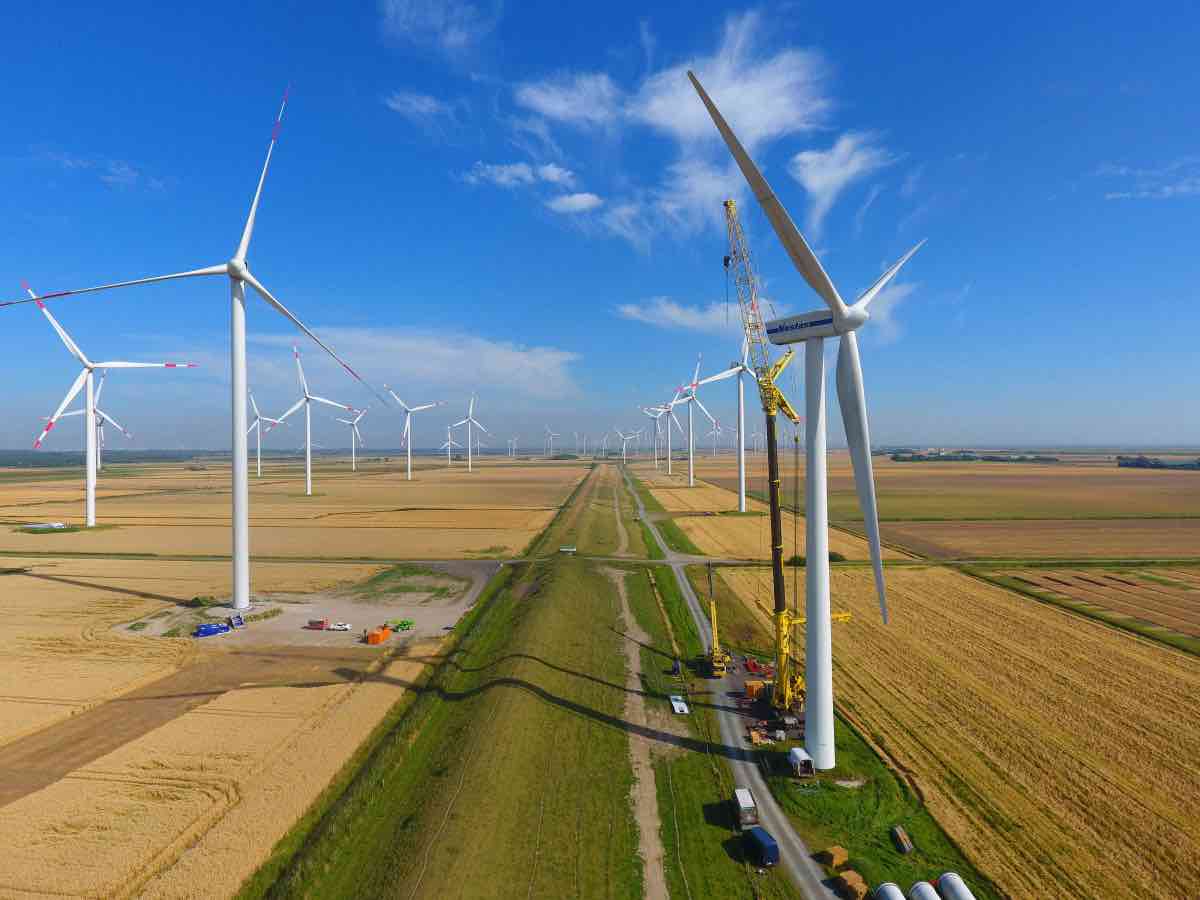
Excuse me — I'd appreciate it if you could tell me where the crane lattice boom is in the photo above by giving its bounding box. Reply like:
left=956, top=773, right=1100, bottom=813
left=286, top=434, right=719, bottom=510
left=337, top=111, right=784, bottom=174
left=723, top=199, right=771, bottom=380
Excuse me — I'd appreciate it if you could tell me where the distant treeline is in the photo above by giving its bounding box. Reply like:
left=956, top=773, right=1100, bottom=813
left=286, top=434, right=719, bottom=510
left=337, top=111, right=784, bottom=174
left=890, top=451, right=1060, bottom=464
left=1116, top=455, right=1200, bottom=471
left=0, top=449, right=212, bottom=468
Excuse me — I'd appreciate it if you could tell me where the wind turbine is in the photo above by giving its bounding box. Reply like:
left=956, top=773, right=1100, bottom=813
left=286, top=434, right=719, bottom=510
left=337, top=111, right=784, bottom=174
left=690, top=70, right=924, bottom=769
left=277, top=346, right=356, bottom=496
left=452, top=396, right=487, bottom=473
left=706, top=419, right=723, bottom=456
left=700, top=338, right=755, bottom=511
left=336, top=407, right=368, bottom=471
left=670, top=356, right=716, bottom=487
left=5, top=91, right=374, bottom=610
left=639, top=406, right=664, bottom=468
left=386, top=387, right=443, bottom=481
left=248, top=391, right=286, bottom=477
left=54, top=370, right=130, bottom=474
left=544, top=425, right=559, bottom=458
left=29, top=288, right=196, bottom=526
left=614, top=428, right=641, bottom=464
left=441, top=425, right=462, bottom=465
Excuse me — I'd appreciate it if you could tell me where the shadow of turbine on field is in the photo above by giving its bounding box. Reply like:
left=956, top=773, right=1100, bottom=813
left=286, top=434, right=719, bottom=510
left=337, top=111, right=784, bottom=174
left=15, top=570, right=186, bottom=604
left=399, top=649, right=741, bottom=716
left=347, top=667, right=749, bottom=761
left=607, top=625, right=675, bottom=661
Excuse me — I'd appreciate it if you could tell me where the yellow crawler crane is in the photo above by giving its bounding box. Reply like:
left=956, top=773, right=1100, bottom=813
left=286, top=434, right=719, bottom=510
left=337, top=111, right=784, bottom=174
left=706, top=563, right=732, bottom=677
left=722, top=197, right=806, bottom=713
left=775, top=611, right=852, bottom=703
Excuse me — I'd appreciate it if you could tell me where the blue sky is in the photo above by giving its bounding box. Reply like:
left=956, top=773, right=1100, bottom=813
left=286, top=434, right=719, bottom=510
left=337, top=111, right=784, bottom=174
left=1, top=1, right=1197, bottom=451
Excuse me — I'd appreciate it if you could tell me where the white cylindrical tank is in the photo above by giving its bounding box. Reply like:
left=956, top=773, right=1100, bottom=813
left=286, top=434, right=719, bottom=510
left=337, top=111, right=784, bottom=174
left=907, top=882, right=940, bottom=900
left=873, top=884, right=905, bottom=900
left=937, top=872, right=978, bottom=900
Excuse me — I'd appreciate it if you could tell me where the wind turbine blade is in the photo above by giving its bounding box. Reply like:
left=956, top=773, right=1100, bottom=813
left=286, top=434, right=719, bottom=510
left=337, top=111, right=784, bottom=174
left=51, top=409, right=85, bottom=419
left=670, top=411, right=684, bottom=434
left=35, top=369, right=89, bottom=448
left=353, top=425, right=363, bottom=446
left=691, top=354, right=702, bottom=389
left=276, top=398, right=305, bottom=423
left=247, top=420, right=259, bottom=436
left=28, top=288, right=91, bottom=367
left=468, top=395, right=475, bottom=418
left=410, top=402, right=440, bottom=413
left=95, top=408, right=131, bottom=437
left=94, top=360, right=198, bottom=369
left=836, top=331, right=888, bottom=623
left=236, top=86, right=289, bottom=262
left=693, top=395, right=717, bottom=425
left=687, top=71, right=847, bottom=318
left=2, top=265, right=228, bottom=309
left=852, top=240, right=927, bottom=311
left=94, top=369, right=108, bottom=405
left=699, top=365, right=738, bottom=386
left=471, top=418, right=489, bottom=435
left=309, top=395, right=353, bottom=411
left=293, top=345, right=309, bottom=395
left=335, top=418, right=354, bottom=425
left=249, top=392, right=261, bottom=418
left=451, top=418, right=468, bottom=428
left=384, top=386, right=410, bottom=411
left=243, top=272, right=383, bottom=401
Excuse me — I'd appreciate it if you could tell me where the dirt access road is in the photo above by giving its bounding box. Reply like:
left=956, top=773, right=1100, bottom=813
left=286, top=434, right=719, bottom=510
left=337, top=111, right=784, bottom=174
left=622, top=465, right=838, bottom=900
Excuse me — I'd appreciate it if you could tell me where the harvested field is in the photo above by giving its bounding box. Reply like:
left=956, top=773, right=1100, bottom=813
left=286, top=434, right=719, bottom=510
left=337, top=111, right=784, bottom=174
left=719, top=565, right=1200, bottom=899
left=880, top=518, right=1200, bottom=559
left=676, top=509, right=907, bottom=562
left=689, top=452, right=1200, bottom=521
left=0, top=460, right=585, bottom=559
left=997, top=568, right=1200, bottom=639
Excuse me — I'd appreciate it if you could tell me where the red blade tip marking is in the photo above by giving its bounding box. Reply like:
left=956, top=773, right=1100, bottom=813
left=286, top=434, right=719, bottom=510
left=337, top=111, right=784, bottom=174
left=21, top=280, right=30, bottom=290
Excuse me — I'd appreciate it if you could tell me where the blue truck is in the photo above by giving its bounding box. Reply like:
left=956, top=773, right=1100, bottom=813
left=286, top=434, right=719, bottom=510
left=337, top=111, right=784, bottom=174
left=193, top=622, right=231, bottom=638
left=743, top=826, right=780, bottom=868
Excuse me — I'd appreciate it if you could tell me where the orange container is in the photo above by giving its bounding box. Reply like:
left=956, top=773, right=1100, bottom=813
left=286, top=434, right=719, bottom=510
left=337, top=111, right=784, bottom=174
left=744, top=679, right=765, bottom=700
left=367, top=628, right=389, bottom=645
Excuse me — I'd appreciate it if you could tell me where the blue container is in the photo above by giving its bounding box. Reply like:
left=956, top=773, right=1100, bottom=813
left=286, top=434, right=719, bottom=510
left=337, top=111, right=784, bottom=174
left=743, top=826, right=780, bottom=867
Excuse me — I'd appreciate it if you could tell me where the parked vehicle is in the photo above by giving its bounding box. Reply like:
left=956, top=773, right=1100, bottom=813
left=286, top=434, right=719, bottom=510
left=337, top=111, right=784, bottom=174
left=732, top=788, right=759, bottom=828
left=743, top=825, right=779, bottom=867
left=228, top=615, right=245, bottom=629
left=307, top=619, right=330, bottom=630
left=193, top=622, right=231, bottom=638
left=330, top=622, right=351, bottom=631
left=739, top=830, right=777, bottom=868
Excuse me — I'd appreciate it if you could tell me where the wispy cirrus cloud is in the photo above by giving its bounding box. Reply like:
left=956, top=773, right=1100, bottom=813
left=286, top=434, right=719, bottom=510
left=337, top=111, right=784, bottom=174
left=1094, top=156, right=1200, bottom=199
left=514, top=72, right=623, bottom=129
left=546, top=192, right=602, bottom=213
left=384, top=89, right=464, bottom=135
left=787, top=132, right=897, bottom=236
left=378, top=0, right=501, bottom=54
left=41, top=149, right=163, bottom=190
left=462, top=161, right=536, bottom=187
left=863, top=281, right=918, bottom=344
left=615, top=297, right=742, bottom=334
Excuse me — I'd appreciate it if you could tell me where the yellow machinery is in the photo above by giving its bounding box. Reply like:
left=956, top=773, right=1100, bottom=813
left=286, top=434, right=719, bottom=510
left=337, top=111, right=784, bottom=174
left=723, top=198, right=806, bottom=712
left=706, top=563, right=732, bottom=677
left=774, top=611, right=851, bottom=704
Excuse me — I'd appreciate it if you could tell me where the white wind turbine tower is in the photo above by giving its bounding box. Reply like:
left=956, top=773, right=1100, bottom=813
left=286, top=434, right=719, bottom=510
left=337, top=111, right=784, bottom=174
left=706, top=419, right=723, bottom=456
left=54, top=370, right=129, bottom=474
left=277, top=346, right=356, bottom=496
left=452, top=396, right=487, bottom=473
left=691, top=70, right=925, bottom=769
left=386, top=387, right=443, bottom=481
left=248, top=391, right=286, bottom=477
left=28, top=288, right=196, bottom=526
left=639, top=405, right=666, bottom=468
left=5, top=91, right=373, bottom=610
left=336, top=407, right=368, bottom=471
left=544, top=425, right=559, bottom=458
left=441, top=425, right=462, bottom=465
left=669, top=356, right=716, bottom=488
left=699, top=338, right=755, bottom=511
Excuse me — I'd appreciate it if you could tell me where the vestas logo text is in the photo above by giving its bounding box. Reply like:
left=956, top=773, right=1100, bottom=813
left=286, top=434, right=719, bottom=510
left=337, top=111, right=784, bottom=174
left=767, top=317, right=834, bottom=335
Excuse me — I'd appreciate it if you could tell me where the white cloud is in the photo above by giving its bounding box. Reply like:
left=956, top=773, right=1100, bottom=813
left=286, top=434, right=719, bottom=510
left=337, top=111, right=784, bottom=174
left=1096, top=156, right=1200, bottom=199
left=99, top=161, right=141, bottom=188
left=379, top=0, right=499, bottom=53
left=546, top=192, right=603, bottom=213
left=628, top=11, right=829, bottom=152
left=616, top=297, right=741, bottom=334
left=653, top=158, right=743, bottom=233
left=514, top=72, right=623, bottom=128
left=864, top=282, right=917, bottom=344
left=900, top=165, right=923, bottom=198
left=854, top=184, right=883, bottom=235
left=536, top=163, right=576, bottom=187
left=384, top=90, right=461, bottom=133
left=601, top=202, right=654, bottom=251
left=251, top=327, right=581, bottom=401
left=787, top=132, right=897, bottom=236
left=462, top=161, right=535, bottom=187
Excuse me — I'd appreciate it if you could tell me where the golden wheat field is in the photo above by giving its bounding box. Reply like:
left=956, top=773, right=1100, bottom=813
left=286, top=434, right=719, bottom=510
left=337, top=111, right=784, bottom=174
left=0, top=647, right=436, bottom=898
left=0, top=556, right=383, bottom=748
left=879, top=518, right=1200, bottom=559
left=720, top=565, right=1200, bottom=899
left=0, top=461, right=585, bottom=558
